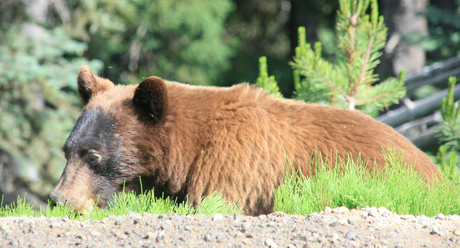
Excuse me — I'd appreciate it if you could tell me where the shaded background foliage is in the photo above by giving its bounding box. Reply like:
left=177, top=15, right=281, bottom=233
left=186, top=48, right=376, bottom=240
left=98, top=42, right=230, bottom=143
left=0, top=0, right=458, bottom=207
left=66, top=0, right=236, bottom=86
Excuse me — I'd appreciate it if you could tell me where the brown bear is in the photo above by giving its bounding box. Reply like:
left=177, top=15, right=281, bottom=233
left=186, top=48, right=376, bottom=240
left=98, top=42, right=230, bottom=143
left=49, top=65, right=441, bottom=216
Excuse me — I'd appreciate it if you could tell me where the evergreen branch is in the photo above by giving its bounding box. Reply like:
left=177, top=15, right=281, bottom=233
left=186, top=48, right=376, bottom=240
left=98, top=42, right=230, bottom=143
left=355, top=92, right=394, bottom=105
left=256, top=56, right=283, bottom=99
left=355, top=76, right=406, bottom=110
left=370, top=0, right=379, bottom=29
left=344, top=14, right=358, bottom=94
left=354, top=36, right=374, bottom=94
left=347, top=20, right=356, bottom=63
left=291, top=53, right=350, bottom=102
left=319, top=72, right=350, bottom=101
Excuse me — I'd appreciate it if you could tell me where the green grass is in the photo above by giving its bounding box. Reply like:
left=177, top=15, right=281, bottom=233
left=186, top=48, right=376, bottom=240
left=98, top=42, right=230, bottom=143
left=0, top=190, right=242, bottom=221
left=1, top=147, right=460, bottom=219
left=274, top=148, right=460, bottom=217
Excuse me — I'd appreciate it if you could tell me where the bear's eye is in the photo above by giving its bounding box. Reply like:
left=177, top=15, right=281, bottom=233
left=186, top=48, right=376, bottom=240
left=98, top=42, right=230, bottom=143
left=87, top=153, right=102, bottom=164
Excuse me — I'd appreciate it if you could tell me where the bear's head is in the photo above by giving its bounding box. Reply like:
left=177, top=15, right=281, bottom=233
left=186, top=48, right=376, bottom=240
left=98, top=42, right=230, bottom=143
left=48, top=66, right=179, bottom=213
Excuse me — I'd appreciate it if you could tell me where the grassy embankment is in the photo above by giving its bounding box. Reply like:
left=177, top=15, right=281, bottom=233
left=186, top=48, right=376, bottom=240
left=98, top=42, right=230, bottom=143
left=1, top=148, right=459, bottom=220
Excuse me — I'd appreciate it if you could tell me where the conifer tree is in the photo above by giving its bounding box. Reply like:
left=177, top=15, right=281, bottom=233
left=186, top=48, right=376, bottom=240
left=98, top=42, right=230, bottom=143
left=437, top=76, right=460, bottom=152
left=436, top=76, right=460, bottom=180
left=258, top=0, right=406, bottom=116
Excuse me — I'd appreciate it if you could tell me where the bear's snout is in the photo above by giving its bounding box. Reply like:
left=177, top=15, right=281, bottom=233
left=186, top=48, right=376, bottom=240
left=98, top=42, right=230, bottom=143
left=48, top=190, right=66, bottom=207
left=48, top=186, right=97, bottom=214
left=48, top=165, right=100, bottom=213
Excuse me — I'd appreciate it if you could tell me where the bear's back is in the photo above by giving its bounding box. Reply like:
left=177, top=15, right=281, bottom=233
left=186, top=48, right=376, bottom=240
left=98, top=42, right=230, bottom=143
left=171, top=82, right=439, bottom=215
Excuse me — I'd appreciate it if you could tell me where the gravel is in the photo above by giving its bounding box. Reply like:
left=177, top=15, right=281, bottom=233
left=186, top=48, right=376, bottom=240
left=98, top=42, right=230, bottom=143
left=1, top=206, right=460, bottom=247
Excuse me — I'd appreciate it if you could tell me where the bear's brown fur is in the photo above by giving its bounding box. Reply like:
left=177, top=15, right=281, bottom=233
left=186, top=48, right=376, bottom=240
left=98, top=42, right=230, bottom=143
left=49, top=65, right=441, bottom=216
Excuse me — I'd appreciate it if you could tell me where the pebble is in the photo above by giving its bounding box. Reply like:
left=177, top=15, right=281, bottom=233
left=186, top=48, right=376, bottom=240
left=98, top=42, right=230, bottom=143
left=345, top=229, right=358, bottom=240
left=436, top=213, right=446, bottom=220
left=368, top=207, right=378, bottom=217
left=307, top=236, right=317, bottom=242
left=145, top=231, right=155, bottom=239
left=332, top=206, right=350, bottom=214
left=400, top=214, right=415, bottom=220
left=1, top=224, right=11, bottom=234
left=348, top=216, right=357, bottom=225
left=378, top=207, right=392, bottom=217
left=213, top=214, right=223, bottom=221
left=450, top=215, right=460, bottom=221
left=155, top=231, right=165, bottom=243
left=50, top=222, right=61, bottom=229
left=241, top=222, right=251, bottom=231
left=265, top=238, right=278, bottom=247
left=321, top=215, right=331, bottom=223
left=204, top=233, right=213, bottom=242
left=160, top=222, right=170, bottom=231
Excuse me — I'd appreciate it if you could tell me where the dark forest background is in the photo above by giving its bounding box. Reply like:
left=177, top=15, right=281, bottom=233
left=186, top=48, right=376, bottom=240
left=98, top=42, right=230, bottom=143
left=1, top=0, right=459, bottom=208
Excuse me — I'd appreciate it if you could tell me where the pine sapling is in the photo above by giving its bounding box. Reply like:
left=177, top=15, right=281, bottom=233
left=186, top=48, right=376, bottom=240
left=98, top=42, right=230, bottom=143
left=436, top=76, right=460, bottom=180
left=438, top=76, right=460, bottom=151
left=291, top=0, right=406, bottom=115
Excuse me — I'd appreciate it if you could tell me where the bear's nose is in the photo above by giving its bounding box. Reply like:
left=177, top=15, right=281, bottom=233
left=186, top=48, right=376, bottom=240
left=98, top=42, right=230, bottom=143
left=48, top=191, right=65, bottom=207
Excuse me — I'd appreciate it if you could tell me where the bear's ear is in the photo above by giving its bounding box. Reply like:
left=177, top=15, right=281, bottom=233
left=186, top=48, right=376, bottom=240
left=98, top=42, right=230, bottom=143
left=133, top=76, right=167, bottom=123
left=77, top=65, right=115, bottom=105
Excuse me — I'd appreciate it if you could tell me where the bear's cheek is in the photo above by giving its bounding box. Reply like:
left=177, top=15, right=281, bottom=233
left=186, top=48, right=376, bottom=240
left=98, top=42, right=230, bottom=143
left=90, top=170, right=126, bottom=204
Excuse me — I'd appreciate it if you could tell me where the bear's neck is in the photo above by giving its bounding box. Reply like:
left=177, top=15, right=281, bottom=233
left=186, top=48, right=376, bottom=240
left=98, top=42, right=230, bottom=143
left=158, top=82, right=236, bottom=194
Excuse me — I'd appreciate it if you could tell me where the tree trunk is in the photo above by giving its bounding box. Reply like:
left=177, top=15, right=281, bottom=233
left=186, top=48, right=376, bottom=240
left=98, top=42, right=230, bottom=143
left=380, top=0, right=428, bottom=80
